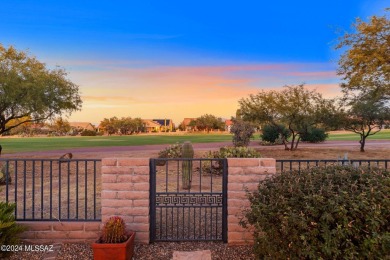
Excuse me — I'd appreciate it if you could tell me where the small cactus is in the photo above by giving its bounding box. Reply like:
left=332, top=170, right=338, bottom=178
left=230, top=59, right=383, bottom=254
left=101, top=216, right=128, bottom=243
left=181, top=141, right=194, bottom=190
left=0, top=164, right=12, bottom=185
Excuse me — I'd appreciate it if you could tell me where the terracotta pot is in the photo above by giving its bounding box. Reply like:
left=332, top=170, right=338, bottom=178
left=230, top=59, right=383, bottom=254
left=92, top=232, right=135, bottom=260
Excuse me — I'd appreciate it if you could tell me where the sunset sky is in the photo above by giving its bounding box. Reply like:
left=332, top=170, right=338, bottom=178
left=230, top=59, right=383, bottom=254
left=1, top=1, right=388, bottom=125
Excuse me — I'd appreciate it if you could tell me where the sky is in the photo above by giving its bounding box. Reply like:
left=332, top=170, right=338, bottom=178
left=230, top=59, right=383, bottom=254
left=0, top=0, right=388, bottom=125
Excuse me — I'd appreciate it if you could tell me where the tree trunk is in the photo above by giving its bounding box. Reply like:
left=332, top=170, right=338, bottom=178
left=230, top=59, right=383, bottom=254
left=282, top=136, right=290, bottom=150
left=359, top=135, right=366, bottom=152
left=290, top=133, right=296, bottom=151
left=293, top=136, right=301, bottom=150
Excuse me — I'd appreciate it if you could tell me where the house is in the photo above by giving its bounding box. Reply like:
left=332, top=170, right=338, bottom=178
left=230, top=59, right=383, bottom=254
left=180, top=118, right=197, bottom=131
left=69, top=122, right=95, bottom=132
left=142, top=120, right=161, bottom=133
left=225, top=120, right=233, bottom=132
left=152, top=119, right=174, bottom=132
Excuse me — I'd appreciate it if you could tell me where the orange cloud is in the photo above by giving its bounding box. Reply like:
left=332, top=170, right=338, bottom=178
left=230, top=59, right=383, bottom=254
left=66, top=61, right=341, bottom=124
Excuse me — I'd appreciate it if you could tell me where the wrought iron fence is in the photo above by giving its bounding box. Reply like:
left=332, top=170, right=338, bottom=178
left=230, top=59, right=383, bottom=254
left=276, top=159, right=390, bottom=173
left=150, top=158, right=228, bottom=242
left=0, top=158, right=101, bottom=221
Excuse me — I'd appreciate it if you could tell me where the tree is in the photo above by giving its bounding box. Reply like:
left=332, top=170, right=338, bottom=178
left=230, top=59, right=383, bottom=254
left=50, top=117, right=71, bottom=135
left=194, top=114, right=225, bottom=133
left=342, top=98, right=390, bottom=152
left=99, top=117, right=119, bottom=135
left=239, top=85, right=336, bottom=150
left=0, top=45, right=82, bottom=137
left=336, top=11, right=390, bottom=99
left=230, top=119, right=255, bottom=147
left=336, top=10, right=390, bottom=152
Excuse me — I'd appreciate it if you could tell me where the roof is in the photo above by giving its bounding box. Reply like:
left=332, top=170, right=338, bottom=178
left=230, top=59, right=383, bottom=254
left=152, top=119, right=173, bottom=126
left=69, top=122, right=95, bottom=129
left=225, top=120, right=233, bottom=126
left=182, top=118, right=196, bottom=126
left=142, top=120, right=161, bottom=128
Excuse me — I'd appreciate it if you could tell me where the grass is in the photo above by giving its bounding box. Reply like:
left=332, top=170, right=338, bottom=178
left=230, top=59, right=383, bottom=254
left=0, top=133, right=233, bottom=154
left=0, top=130, right=389, bottom=154
left=327, top=129, right=390, bottom=141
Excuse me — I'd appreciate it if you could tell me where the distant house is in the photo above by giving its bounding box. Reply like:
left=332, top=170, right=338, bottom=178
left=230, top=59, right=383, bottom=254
left=141, top=119, right=174, bottom=132
left=69, top=122, right=95, bottom=132
left=142, top=120, right=161, bottom=133
left=152, top=119, right=174, bottom=132
left=225, top=120, right=233, bottom=132
left=180, top=118, right=197, bottom=131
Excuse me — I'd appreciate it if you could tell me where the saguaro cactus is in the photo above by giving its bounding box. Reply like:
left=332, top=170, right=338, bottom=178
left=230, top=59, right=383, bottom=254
left=181, top=141, right=194, bottom=190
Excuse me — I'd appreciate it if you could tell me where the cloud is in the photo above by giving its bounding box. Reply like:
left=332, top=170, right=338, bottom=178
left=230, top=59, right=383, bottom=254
left=65, top=60, right=341, bottom=123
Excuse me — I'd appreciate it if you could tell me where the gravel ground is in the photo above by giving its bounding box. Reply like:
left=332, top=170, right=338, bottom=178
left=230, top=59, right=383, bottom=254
left=6, top=242, right=255, bottom=260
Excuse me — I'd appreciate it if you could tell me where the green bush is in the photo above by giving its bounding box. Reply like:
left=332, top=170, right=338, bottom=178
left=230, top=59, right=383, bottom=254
left=158, top=143, right=182, bottom=158
left=300, top=127, right=328, bottom=143
left=230, top=120, right=255, bottom=147
left=80, top=129, right=97, bottom=136
left=203, top=146, right=261, bottom=174
left=204, top=146, right=261, bottom=159
left=242, top=166, right=390, bottom=259
left=261, top=124, right=290, bottom=143
left=0, top=202, right=27, bottom=258
left=157, top=143, right=183, bottom=166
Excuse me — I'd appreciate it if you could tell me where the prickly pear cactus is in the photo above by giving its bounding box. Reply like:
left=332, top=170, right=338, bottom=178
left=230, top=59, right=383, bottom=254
left=181, top=141, right=194, bottom=190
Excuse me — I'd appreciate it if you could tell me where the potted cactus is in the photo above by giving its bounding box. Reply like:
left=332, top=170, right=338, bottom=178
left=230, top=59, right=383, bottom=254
left=92, top=216, right=135, bottom=260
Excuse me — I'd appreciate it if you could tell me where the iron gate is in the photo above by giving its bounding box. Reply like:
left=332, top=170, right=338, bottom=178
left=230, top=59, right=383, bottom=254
left=150, top=158, right=227, bottom=242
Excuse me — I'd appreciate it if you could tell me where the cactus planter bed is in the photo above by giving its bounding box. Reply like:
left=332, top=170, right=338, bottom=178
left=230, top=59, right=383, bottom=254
left=92, top=231, right=135, bottom=260
left=92, top=216, right=135, bottom=260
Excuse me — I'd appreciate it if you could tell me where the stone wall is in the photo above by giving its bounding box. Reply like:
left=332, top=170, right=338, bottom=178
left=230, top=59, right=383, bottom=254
left=227, top=158, right=276, bottom=245
left=101, top=158, right=150, bottom=244
left=19, top=221, right=100, bottom=243
left=18, top=157, right=276, bottom=245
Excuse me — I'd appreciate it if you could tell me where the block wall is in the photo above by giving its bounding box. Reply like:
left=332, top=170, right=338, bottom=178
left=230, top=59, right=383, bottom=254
left=227, top=158, right=276, bottom=245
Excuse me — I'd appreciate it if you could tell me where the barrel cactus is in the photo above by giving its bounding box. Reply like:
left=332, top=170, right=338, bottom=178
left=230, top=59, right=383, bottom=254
left=181, top=141, right=194, bottom=190
left=101, top=216, right=128, bottom=243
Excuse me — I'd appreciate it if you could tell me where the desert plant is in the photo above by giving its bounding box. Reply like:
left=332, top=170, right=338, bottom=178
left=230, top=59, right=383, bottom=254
left=101, top=216, right=128, bottom=244
left=202, top=146, right=261, bottom=174
left=0, top=164, right=12, bottom=185
left=0, top=202, right=27, bottom=258
left=157, top=143, right=183, bottom=166
left=261, top=124, right=290, bottom=144
left=300, top=127, right=328, bottom=143
left=230, top=120, right=255, bottom=147
left=181, top=141, right=194, bottom=190
left=241, top=166, right=390, bottom=259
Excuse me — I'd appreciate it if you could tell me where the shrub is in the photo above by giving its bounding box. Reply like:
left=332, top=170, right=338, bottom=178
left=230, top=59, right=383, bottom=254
left=261, top=124, right=290, bottom=143
left=230, top=120, right=255, bottom=147
left=242, top=166, right=390, bottom=259
left=157, top=143, right=183, bottom=166
left=203, top=146, right=261, bottom=174
left=158, top=143, right=182, bottom=158
left=80, top=129, right=97, bottom=136
left=300, top=127, right=328, bottom=143
left=0, top=202, right=27, bottom=258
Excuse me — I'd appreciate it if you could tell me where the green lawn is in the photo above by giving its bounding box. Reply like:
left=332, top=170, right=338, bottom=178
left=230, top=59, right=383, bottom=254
left=0, top=133, right=233, bottom=153
left=327, top=130, right=390, bottom=141
left=0, top=130, right=389, bottom=154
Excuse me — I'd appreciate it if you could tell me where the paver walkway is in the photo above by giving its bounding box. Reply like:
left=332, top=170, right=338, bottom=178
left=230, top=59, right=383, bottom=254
left=172, top=250, right=212, bottom=260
